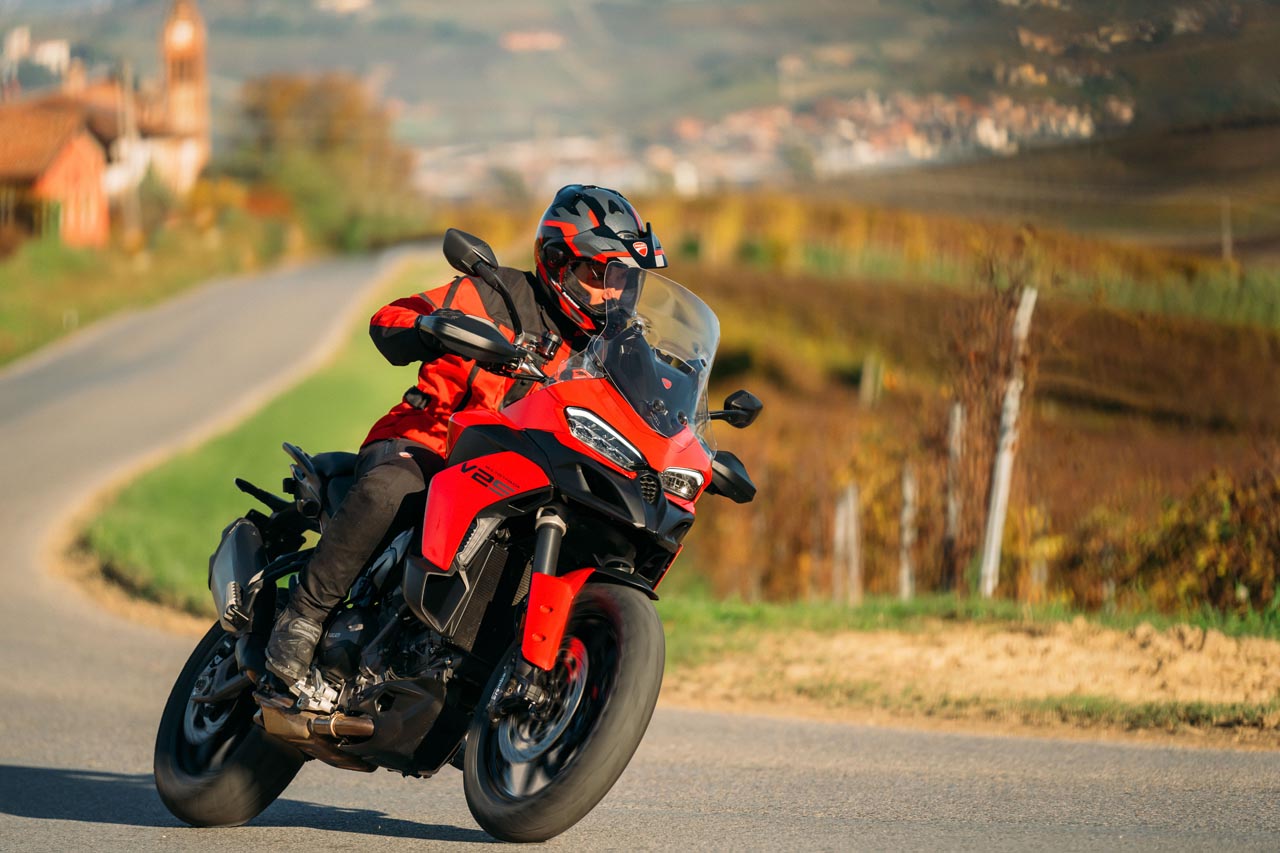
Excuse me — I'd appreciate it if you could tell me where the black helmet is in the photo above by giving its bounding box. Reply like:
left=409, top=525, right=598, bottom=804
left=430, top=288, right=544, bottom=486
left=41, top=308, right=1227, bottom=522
left=534, top=184, right=666, bottom=331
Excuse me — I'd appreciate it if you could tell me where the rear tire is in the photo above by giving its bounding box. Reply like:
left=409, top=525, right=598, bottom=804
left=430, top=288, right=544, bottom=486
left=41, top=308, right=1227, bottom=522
left=463, top=583, right=664, bottom=842
left=154, top=623, right=305, bottom=827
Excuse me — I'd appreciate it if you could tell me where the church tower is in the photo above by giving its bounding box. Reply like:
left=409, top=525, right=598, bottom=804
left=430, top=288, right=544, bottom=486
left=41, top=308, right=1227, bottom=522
left=160, top=0, right=209, bottom=190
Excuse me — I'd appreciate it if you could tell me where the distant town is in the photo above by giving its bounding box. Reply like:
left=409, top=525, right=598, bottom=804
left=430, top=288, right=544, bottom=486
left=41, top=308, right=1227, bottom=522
left=413, top=88, right=1131, bottom=201
left=7, top=0, right=1225, bottom=244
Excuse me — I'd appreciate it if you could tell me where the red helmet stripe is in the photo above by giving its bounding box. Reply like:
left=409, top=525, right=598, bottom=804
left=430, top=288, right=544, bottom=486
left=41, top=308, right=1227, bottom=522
left=542, top=219, right=577, bottom=236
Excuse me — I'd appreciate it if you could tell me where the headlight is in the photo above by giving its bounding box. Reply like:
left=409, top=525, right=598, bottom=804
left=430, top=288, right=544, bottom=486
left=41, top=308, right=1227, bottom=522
left=564, top=407, right=645, bottom=471
left=660, top=467, right=704, bottom=500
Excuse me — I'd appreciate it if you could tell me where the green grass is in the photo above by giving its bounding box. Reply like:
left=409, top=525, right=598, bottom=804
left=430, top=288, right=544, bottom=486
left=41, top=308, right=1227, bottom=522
left=0, top=221, right=288, bottom=367
left=82, top=258, right=444, bottom=613
left=655, top=586, right=1280, bottom=670
left=1013, top=695, right=1280, bottom=731
left=782, top=679, right=1280, bottom=733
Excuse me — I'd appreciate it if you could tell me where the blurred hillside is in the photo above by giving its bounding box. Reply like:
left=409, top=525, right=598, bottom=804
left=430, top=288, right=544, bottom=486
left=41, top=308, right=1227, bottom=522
left=830, top=119, right=1280, bottom=259
left=5, top=0, right=1280, bottom=148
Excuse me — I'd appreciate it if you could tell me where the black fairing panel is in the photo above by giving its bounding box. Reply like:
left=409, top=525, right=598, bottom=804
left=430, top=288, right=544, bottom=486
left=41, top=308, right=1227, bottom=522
left=526, top=430, right=693, bottom=551
left=447, top=423, right=553, bottom=471
left=341, top=674, right=471, bottom=776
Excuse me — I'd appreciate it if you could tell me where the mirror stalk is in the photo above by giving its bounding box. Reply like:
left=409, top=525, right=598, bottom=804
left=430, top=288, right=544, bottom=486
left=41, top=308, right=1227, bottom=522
left=443, top=228, right=523, bottom=338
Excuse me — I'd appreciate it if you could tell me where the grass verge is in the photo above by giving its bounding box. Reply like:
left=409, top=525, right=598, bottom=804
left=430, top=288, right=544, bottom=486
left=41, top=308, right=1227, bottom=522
left=0, top=221, right=294, bottom=368
left=784, top=682, right=1280, bottom=736
left=655, top=587, right=1280, bottom=671
left=81, top=257, right=445, bottom=613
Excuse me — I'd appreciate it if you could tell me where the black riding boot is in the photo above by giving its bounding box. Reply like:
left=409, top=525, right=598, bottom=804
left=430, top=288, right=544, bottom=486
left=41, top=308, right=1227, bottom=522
left=265, top=440, right=443, bottom=691
left=264, top=606, right=323, bottom=687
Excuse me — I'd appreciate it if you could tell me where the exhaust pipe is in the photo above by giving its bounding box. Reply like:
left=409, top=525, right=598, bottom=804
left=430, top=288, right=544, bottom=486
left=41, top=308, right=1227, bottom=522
left=258, top=697, right=375, bottom=741
left=311, top=713, right=376, bottom=739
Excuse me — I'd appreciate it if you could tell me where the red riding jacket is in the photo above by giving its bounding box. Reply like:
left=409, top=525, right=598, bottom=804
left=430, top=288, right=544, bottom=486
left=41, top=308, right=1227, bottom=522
left=363, top=267, right=583, bottom=456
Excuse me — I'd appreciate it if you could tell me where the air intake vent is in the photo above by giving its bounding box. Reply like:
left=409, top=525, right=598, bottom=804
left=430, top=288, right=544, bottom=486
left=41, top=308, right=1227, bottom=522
left=638, top=470, right=662, bottom=504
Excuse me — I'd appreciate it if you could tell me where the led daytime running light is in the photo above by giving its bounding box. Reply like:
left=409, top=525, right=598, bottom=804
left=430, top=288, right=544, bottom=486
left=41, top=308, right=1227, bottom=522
left=564, top=407, right=645, bottom=470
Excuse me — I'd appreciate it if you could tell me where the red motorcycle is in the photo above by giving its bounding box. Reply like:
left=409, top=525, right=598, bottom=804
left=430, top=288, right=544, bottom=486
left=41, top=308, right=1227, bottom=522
left=153, top=230, right=761, bottom=842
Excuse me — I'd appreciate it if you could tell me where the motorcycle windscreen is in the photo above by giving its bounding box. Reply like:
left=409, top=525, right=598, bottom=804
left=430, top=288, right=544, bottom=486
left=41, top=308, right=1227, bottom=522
left=575, top=264, right=720, bottom=454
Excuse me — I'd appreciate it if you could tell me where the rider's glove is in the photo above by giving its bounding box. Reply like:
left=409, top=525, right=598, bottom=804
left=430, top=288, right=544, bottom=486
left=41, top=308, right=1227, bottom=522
left=415, top=310, right=465, bottom=361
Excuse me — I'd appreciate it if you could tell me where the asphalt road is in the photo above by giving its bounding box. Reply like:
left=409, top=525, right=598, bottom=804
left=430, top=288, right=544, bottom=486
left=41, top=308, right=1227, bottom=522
left=1, top=252, right=1278, bottom=851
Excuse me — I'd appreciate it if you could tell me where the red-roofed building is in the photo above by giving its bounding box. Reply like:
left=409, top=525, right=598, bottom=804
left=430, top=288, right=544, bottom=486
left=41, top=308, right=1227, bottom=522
left=0, top=102, right=108, bottom=247
left=0, top=1, right=209, bottom=250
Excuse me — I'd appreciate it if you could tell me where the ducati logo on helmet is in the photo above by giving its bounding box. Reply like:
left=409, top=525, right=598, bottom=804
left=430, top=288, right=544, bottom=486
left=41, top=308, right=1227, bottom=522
left=633, top=241, right=649, bottom=258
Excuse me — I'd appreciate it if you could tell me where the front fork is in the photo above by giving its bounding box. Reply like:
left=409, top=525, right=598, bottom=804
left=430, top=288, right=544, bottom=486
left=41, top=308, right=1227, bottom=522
left=521, top=507, right=592, bottom=672
left=488, top=508, right=591, bottom=722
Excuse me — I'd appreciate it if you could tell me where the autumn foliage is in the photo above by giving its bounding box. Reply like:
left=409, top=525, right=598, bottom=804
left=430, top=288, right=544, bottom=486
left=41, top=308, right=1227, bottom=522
left=443, top=192, right=1280, bottom=617
left=230, top=73, right=428, bottom=251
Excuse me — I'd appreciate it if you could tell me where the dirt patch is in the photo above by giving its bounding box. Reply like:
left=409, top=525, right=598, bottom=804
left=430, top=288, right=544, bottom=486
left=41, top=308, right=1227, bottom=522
left=661, top=618, right=1280, bottom=750
left=54, top=533, right=208, bottom=639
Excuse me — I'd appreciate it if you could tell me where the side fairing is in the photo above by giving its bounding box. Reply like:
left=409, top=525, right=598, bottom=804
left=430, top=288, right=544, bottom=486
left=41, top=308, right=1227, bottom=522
left=420, top=451, right=552, bottom=571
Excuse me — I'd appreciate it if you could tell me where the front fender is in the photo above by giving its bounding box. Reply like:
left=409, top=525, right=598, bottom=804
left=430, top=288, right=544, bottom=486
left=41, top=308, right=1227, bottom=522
left=522, top=569, right=594, bottom=671
left=520, top=568, right=657, bottom=670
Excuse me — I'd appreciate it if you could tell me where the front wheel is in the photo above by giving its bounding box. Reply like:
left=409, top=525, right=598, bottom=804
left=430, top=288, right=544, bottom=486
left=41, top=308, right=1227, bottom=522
left=463, top=582, right=665, bottom=843
left=154, top=623, right=305, bottom=827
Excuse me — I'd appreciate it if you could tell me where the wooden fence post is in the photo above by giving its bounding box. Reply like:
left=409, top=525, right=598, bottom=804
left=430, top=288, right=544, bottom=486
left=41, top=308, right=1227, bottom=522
left=899, top=462, right=916, bottom=602
left=1221, top=195, right=1234, bottom=264
left=832, top=483, right=862, bottom=606
left=859, top=353, right=883, bottom=408
left=848, top=483, right=862, bottom=606
left=832, top=494, right=846, bottom=605
left=942, top=402, right=964, bottom=589
left=979, top=287, right=1038, bottom=599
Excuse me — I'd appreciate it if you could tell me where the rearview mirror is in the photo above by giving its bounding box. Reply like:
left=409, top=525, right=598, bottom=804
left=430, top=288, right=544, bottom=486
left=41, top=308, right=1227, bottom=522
left=443, top=228, right=499, bottom=277
left=417, top=312, right=521, bottom=366
left=709, top=390, right=763, bottom=429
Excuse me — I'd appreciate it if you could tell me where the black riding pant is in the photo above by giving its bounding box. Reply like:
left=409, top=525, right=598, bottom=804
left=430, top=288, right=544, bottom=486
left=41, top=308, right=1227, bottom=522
left=290, top=438, right=446, bottom=623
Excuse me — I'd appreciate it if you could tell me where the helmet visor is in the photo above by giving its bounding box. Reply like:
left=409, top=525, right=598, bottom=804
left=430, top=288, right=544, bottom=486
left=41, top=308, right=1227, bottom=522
left=560, top=260, right=621, bottom=320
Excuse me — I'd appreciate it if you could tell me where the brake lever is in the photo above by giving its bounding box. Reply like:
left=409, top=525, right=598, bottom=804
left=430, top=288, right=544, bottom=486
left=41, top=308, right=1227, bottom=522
left=511, top=358, right=550, bottom=383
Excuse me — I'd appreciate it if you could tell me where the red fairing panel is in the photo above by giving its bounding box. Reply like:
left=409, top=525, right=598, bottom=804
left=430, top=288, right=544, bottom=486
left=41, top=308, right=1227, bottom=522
left=420, top=451, right=551, bottom=570
left=501, top=376, right=713, bottom=491
left=522, top=569, right=594, bottom=670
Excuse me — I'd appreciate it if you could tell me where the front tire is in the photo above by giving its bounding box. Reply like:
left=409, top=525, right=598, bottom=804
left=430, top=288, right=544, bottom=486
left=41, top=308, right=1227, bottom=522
left=154, top=623, right=305, bottom=827
left=463, top=583, right=665, bottom=842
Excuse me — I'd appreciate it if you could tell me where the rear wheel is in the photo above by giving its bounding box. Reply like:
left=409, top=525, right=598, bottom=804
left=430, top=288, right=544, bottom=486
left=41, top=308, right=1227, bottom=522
left=463, top=583, right=664, bottom=842
left=154, top=623, right=305, bottom=827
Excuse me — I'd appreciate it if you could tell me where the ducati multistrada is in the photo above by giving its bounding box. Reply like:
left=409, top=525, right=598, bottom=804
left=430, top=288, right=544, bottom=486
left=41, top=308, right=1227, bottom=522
left=153, top=230, right=761, bottom=842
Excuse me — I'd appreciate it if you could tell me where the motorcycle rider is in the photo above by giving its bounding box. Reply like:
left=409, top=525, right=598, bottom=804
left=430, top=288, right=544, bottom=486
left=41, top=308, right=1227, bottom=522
left=265, top=184, right=668, bottom=688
